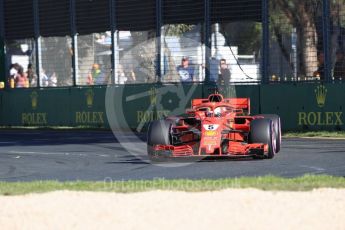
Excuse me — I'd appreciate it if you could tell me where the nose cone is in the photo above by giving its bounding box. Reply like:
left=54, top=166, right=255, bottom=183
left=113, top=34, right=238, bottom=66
left=200, top=121, right=222, bottom=155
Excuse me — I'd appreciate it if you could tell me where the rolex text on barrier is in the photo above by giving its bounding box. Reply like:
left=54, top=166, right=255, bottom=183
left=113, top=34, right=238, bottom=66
left=75, top=89, right=105, bottom=126
left=298, top=85, right=344, bottom=127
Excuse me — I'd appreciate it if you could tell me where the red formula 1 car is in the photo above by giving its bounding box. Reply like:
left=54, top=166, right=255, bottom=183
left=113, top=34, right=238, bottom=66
left=147, top=93, right=281, bottom=161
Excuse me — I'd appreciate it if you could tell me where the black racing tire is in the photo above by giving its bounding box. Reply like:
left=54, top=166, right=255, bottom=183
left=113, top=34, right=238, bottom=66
left=147, top=120, right=173, bottom=145
left=249, top=118, right=276, bottom=159
left=147, top=120, right=173, bottom=160
left=257, top=114, right=281, bottom=153
left=221, top=139, right=229, bottom=155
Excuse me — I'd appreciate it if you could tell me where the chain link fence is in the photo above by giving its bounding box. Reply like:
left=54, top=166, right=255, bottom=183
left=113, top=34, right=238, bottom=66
left=1, top=0, right=344, bottom=88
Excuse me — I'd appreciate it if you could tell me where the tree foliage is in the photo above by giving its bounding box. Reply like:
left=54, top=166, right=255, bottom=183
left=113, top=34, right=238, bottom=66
left=270, top=0, right=345, bottom=77
left=270, top=0, right=322, bottom=77
left=164, top=24, right=195, bottom=37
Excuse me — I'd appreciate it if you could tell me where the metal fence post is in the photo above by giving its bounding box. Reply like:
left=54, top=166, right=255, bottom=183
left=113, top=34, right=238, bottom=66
left=156, top=0, right=162, bottom=83
left=322, top=0, right=331, bottom=82
left=110, top=0, right=116, bottom=85
left=0, top=0, right=3, bottom=42
left=70, top=0, right=77, bottom=86
left=204, top=0, right=211, bottom=83
left=33, top=0, right=41, bottom=87
left=0, top=0, right=5, bottom=84
left=261, top=0, right=269, bottom=84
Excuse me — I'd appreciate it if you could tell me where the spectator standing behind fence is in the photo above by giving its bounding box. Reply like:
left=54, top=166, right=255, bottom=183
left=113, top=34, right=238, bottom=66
left=87, top=70, right=93, bottom=85
left=314, top=52, right=324, bottom=80
left=177, top=56, right=194, bottom=82
left=117, top=64, right=127, bottom=84
left=15, top=65, right=28, bottom=88
left=87, top=64, right=106, bottom=85
left=218, top=59, right=231, bottom=86
left=334, top=51, right=345, bottom=79
left=27, top=64, right=37, bottom=87
left=8, top=63, right=19, bottom=88
left=125, top=70, right=136, bottom=84
left=94, top=68, right=107, bottom=85
left=40, top=69, right=49, bottom=87
left=49, top=72, right=58, bottom=87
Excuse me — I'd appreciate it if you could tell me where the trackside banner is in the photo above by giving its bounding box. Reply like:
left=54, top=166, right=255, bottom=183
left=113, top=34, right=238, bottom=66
left=260, top=84, right=345, bottom=131
left=0, top=83, right=344, bottom=131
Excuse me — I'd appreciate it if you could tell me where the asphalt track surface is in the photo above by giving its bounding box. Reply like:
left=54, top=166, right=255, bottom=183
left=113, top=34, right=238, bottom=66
left=0, top=130, right=344, bottom=181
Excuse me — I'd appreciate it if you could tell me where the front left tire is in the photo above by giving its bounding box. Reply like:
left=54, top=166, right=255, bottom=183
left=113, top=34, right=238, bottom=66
left=249, top=118, right=276, bottom=159
left=257, top=114, right=281, bottom=153
left=147, top=120, right=173, bottom=161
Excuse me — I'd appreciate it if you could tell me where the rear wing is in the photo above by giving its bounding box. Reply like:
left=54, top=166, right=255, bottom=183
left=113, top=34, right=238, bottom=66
left=191, top=99, right=209, bottom=107
left=224, top=98, right=251, bottom=115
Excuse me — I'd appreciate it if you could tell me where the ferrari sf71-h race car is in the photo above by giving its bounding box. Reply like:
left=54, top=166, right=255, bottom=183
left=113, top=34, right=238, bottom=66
left=147, top=93, right=281, bottom=161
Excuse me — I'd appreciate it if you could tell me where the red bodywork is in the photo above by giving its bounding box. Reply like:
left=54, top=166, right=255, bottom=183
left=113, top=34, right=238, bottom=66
left=153, top=94, right=267, bottom=158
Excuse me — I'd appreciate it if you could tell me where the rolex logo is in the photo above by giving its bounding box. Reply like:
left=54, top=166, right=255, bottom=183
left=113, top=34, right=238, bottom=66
left=149, top=88, right=157, bottom=105
left=315, top=85, right=327, bottom=108
left=86, top=89, right=94, bottom=108
left=30, top=91, right=38, bottom=110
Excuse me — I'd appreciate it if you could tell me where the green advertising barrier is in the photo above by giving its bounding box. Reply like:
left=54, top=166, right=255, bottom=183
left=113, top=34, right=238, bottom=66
left=108, top=83, right=204, bottom=130
left=260, top=83, right=345, bottom=131
left=1, top=88, right=72, bottom=126
left=0, top=84, right=204, bottom=130
left=70, top=87, right=107, bottom=127
left=0, top=83, right=344, bottom=131
left=0, top=87, right=107, bottom=127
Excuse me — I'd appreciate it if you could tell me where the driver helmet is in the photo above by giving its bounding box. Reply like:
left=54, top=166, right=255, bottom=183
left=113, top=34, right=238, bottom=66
left=214, top=107, right=222, bottom=117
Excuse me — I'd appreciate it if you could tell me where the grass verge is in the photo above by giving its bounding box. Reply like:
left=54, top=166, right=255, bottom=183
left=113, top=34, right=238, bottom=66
left=1, top=175, right=345, bottom=196
left=283, top=131, right=345, bottom=138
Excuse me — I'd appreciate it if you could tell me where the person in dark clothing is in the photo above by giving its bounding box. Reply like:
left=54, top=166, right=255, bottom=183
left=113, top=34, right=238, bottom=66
left=334, top=51, right=345, bottom=79
left=314, top=52, right=324, bottom=80
left=27, top=64, right=37, bottom=87
left=217, top=59, right=230, bottom=86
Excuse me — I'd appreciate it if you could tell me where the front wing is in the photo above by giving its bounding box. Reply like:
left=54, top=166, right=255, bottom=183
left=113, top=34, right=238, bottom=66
left=151, top=141, right=268, bottom=158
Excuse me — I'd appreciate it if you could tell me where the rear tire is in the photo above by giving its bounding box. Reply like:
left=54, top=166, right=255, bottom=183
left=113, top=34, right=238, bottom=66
left=257, top=114, right=281, bottom=153
left=249, top=118, right=276, bottom=159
